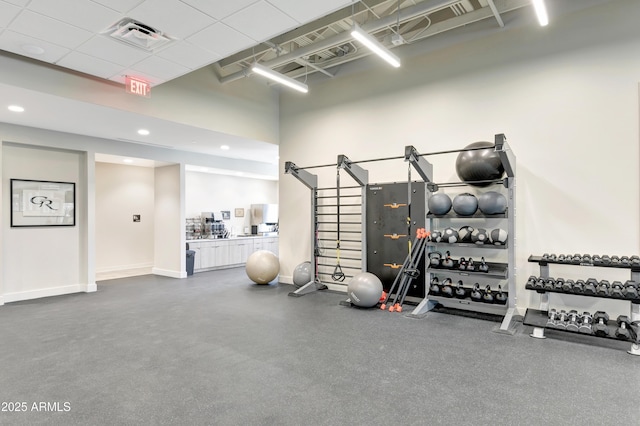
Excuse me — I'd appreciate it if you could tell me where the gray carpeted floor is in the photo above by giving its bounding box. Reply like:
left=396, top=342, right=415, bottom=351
left=0, top=268, right=638, bottom=425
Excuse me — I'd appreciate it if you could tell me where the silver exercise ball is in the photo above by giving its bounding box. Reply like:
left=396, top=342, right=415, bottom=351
left=293, top=261, right=312, bottom=287
left=455, top=141, right=505, bottom=186
left=246, top=250, right=280, bottom=284
left=348, top=272, right=383, bottom=308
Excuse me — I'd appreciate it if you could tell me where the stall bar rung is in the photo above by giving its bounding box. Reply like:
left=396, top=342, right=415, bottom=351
left=318, top=255, right=362, bottom=261
left=316, top=194, right=361, bottom=199
left=316, top=204, right=362, bottom=207
left=319, top=247, right=361, bottom=252
left=316, top=213, right=362, bottom=216
left=317, top=230, right=362, bottom=234
left=317, top=221, right=362, bottom=225
left=317, top=185, right=362, bottom=191
left=317, top=265, right=362, bottom=271
left=318, top=239, right=361, bottom=243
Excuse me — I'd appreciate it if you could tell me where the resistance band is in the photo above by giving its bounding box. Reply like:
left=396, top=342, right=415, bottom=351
left=332, top=167, right=345, bottom=282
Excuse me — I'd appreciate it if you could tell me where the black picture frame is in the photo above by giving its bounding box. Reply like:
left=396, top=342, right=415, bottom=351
left=10, top=179, right=76, bottom=227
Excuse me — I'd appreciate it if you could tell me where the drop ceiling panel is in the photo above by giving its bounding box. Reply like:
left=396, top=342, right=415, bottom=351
left=90, top=0, right=146, bottom=14
left=187, top=22, right=255, bottom=57
left=10, top=10, right=93, bottom=49
left=0, top=30, right=71, bottom=62
left=0, top=1, right=21, bottom=27
left=157, top=41, right=221, bottom=70
left=26, top=0, right=121, bottom=32
left=128, top=0, right=216, bottom=39
left=181, top=0, right=260, bottom=20
left=76, top=36, right=151, bottom=67
left=267, top=0, right=353, bottom=23
left=3, top=0, right=30, bottom=6
left=128, top=54, right=191, bottom=81
left=223, top=1, right=299, bottom=41
left=56, top=51, right=125, bottom=79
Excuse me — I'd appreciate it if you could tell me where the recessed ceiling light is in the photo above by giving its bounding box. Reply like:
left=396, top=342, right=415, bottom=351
left=123, top=158, right=134, bottom=163
left=221, top=145, right=230, bottom=150
left=8, top=105, right=25, bottom=112
left=21, top=44, right=45, bottom=55
left=137, top=129, right=150, bottom=136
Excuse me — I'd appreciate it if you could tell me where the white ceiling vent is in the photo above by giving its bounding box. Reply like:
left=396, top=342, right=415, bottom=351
left=103, top=18, right=173, bottom=52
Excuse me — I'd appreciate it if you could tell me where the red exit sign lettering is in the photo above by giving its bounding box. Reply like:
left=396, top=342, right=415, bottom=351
left=125, top=76, right=151, bottom=98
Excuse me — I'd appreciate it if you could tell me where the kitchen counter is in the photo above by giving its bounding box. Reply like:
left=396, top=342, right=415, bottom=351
left=186, top=235, right=278, bottom=272
left=186, top=234, right=277, bottom=243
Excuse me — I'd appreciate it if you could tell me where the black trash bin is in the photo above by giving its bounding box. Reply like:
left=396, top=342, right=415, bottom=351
left=186, top=250, right=195, bottom=276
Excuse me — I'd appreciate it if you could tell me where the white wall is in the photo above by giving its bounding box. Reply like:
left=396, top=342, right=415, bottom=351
left=185, top=172, right=278, bottom=235
left=153, top=164, right=185, bottom=278
left=1, top=143, right=92, bottom=303
left=278, top=0, right=640, bottom=315
left=95, top=162, right=155, bottom=273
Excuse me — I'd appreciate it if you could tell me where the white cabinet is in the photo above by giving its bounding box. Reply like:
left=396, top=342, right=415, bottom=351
left=262, top=237, right=279, bottom=255
left=190, top=236, right=278, bottom=273
left=229, top=240, right=253, bottom=265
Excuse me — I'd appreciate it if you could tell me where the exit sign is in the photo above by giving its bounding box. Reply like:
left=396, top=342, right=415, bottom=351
left=125, top=76, right=151, bottom=98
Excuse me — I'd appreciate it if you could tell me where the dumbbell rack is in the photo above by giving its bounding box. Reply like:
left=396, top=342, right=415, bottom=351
left=523, top=255, right=640, bottom=355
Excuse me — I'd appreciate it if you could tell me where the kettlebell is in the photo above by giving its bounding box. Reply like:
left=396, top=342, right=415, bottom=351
left=478, top=257, right=489, bottom=273
left=482, top=285, right=494, bottom=303
left=429, top=276, right=441, bottom=295
left=458, top=257, right=467, bottom=271
left=454, top=280, right=466, bottom=299
left=429, top=251, right=443, bottom=268
left=470, top=283, right=483, bottom=302
left=495, top=285, right=507, bottom=304
left=441, top=278, right=454, bottom=298
left=442, top=251, right=455, bottom=268
left=466, top=257, right=475, bottom=271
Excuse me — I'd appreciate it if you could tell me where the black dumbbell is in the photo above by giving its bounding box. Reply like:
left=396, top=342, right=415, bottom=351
left=542, top=253, right=550, bottom=261
left=562, top=279, right=574, bottom=293
left=566, top=310, right=580, bottom=332
left=547, top=309, right=558, bottom=327
left=534, top=277, right=545, bottom=290
left=571, top=253, right=582, bottom=264
left=623, top=280, right=639, bottom=299
left=525, top=275, right=537, bottom=290
left=454, top=280, right=466, bottom=299
left=554, top=278, right=565, bottom=291
left=584, top=279, right=598, bottom=295
left=558, top=254, right=568, bottom=263
left=596, top=280, right=610, bottom=296
left=579, top=312, right=593, bottom=334
left=610, top=281, right=624, bottom=298
left=495, top=285, right=507, bottom=305
left=601, top=255, right=611, bottom=265
left=630, top=256, right=640, bottom=267
left=544, top=278, right=556, bottom=291
left=620, top=256, right=630, bottom=266
left=470, top=283, right=483, bottom=302
left=573, top=280, right=585, bottom=294
left=441, top=278, right=454, bottom=298
left=581, top=254, right=592, bottom=263
left=429, top=277, right=441, bottom=295
left=611, top=255, right=621, bottom=265
left=592, top=254, right=602, bottom=265
left=592, top=311, right=610, bottom=337
left=615, top=315, right=635, bottom=341
left=555, top=310, right=568, bottom=329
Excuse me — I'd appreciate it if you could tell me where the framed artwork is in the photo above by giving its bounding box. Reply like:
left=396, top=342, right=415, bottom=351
left=221, top=210, right=231, bottom=220
left=234, top=208, right=244, bottom=218
left=10, top=179, right=76, bottom=227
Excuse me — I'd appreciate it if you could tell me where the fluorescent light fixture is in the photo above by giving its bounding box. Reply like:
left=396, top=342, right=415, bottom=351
left=8, top=105, right=25, bottom=112
left=351, top=24, right=400, bottom=68
left=137, top=129, right=150, bottom=136
left=221, top=145, right=230, bottom=150
left=251, top=63, right=308, bottom=93
left=532, top=0, right=549, bottom=26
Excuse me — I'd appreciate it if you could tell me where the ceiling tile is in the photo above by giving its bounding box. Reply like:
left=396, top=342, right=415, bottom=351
left=76, top=35, right=151, bottom=67
left=0, top=30, right=71, bottom=62
left=27, top=0, right=121, bottom=32
left=129, top=55, right=191, bottom=81
left=267, top=0, right=352, bottom=23
left=223, top=1, right=298, bottom=41
left=0, top=1, right=21, bottom=28
left=156, top=40, right=221, bottom=70
left=2, top=0, right=30, bottom=6
left=180, top=0, right=259, bottom=20
left=9, top=10, right=93, bottom=49
left=56, top=51, right=125, bottom=79
left=90, top=0, right=145, bottom=14
left=187, top=22, right=254, bottom=58
left=128, top=0, right=216, bottom=39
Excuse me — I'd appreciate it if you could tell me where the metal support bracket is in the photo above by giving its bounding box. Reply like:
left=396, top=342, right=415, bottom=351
left=404, top=146, right=433, bottom=183
left=337, top=155, right=369, bottom=186
left=494, top=134, right=515, bottom=178
left=285, top=161, right=318, bottom=189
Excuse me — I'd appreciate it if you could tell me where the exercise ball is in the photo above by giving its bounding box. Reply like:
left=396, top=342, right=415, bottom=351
left=348, top=272, right=383, bottom=308
left=478, top=191, right=507, bottom=215
left=428, top=193, right=452, bottom=215
left=442, top=227, right=459, bottom=243
left=246, top=250, right=280, bottom=284
left=455, top=141, right=505, bottom=186
left=458, top=226, right=475, bottom=243
left=293, top=261, right=312, bottom=287
left=490, top=228, right=508, bottom=245
left=452, top=193, right=478, bottom=216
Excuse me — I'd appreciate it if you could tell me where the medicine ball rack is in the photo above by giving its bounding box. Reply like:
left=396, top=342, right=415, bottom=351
left=408, top=134, right=518, bottom=334
left=523, top=255, right=640, bottom=355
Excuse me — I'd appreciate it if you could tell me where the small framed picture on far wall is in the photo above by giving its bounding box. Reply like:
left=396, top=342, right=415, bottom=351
left=234, top=208, right=244, bottom=218
left=221, top=210, right=231, bottom=220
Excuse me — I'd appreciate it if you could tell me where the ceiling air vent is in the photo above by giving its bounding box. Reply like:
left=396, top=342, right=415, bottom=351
left=103, top=18, right=173, bottom=52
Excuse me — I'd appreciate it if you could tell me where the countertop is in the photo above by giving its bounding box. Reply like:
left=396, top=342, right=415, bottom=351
left=186, top=234, right=278, bottom=243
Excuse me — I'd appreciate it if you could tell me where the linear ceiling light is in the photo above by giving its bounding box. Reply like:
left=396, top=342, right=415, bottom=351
left=532, top=0, right=549, bottom=26
left=251, top=63, right=308, bottom=93
left=351, top=24, right=400, bottom=68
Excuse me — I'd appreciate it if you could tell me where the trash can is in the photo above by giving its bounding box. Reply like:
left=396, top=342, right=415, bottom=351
left=186, top=250, right=195, bottom=276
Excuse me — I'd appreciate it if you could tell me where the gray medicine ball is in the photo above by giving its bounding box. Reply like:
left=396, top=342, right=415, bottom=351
left=348, top=272, right=383, bottom=308
left=478, top=191, right=507, bottom=215
left=428, top=193, right=452, bottom=215
left=490, top=228, right=508, bottom=245
left=458, top=226, right=475, bottom=243
left=442, top=227, right=459, bottom=243
left=452, top=193, right=478, bottom=216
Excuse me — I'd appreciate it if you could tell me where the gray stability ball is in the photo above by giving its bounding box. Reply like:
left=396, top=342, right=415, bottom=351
left=428, top=193, right=452, bottom=215
left=478, top=191, right=507, bottom=215
left=455, top=141, right=505, bottom=186
left=452, top=193, right=478, bottom=216
left=348, top=272, right=383, bottom=308
left=293, top=261, right=312, bottom=287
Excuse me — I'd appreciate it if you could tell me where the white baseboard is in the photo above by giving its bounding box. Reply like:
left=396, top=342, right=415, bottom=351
left=96, top=262, right=154, bottom=274
left=0, top=296, right=4, bottom=306
left=279, top=275, right=293, bottom=284
left=86, top=283, right=97, bottom=293
left=152, top=268, right=186, bottom=279
left=3, top=284, right=86, bottom=304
